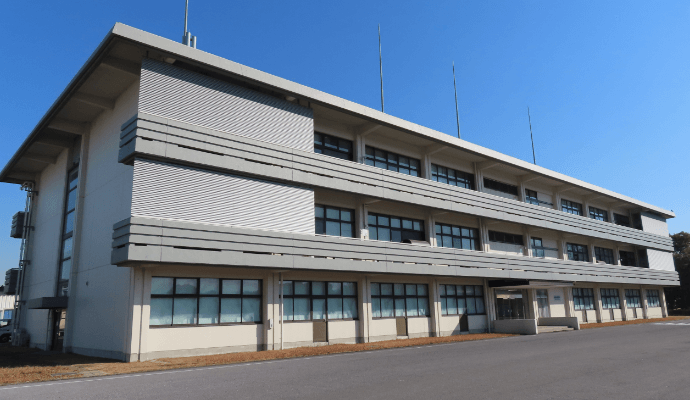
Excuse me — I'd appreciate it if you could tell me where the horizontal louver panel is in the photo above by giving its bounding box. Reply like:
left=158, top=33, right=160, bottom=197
left=132, top=159, right=314, bottom=234
left=139, top=58, right=313, bottom=151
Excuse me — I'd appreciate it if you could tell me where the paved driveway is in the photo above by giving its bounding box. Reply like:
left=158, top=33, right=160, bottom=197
left=3, top=322, right=690, bottom=400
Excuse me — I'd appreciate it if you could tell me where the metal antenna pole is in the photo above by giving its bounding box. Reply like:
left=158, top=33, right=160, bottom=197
left=184, top=0, right=189, bottom=36
left=453, top=62, right=460, bottom=139
left=378, top=24, right=384, bottom=113
left=528, top=107, right=536, bottom=165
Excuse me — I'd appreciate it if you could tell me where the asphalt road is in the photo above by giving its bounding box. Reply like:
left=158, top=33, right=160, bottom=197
left=3, top=321, right=690, bottom=400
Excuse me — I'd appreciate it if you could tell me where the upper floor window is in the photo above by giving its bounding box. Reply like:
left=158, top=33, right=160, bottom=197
left=525, top=189, right=539, bottom=205
left=594, top=247, right=614, bottom=264
left=619, top=250, right=636, bottom=267
left=531, top=237, right=545, bottom=257
left=365, top=146, right=420, bottom=177
left=431, top=165, right=474, bottom=190
left=646, top=290, right=661, bottom=307
left=371, top=283, right=429, bottom=318
left=435, top=224, right=480, bottom=250
left=572, top=288, right=595, bottom=310
left=600, top=288, right=620, bottom=309
left=315, top=205, right=354, bottom=238
left=282, top=281, right=357, bottom=321
left=488, top=231, right=524, bottom=246
left=561, top=199, right=583, bottom=216
left=483, top=178, right=518, bottom=196
left=637, top=249, right=649, bottom=268
left=150, top=277, right=262, bottom=326
left=613, top=213, right=630, bottom=227
left=58, top=166, right=79, bottom=297
left=367, top=213, right=424, bottom=242
left=625, top=289, right=641, bottom=308
left=566, top=243, right=589, bottom=262
left=589, top=207, right=609, bottom=222
left=314, top=132, right=353, bottom=161
left=439, top=285, right=485, bottom=315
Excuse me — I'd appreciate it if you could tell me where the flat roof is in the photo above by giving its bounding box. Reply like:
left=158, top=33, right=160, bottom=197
left=0, top=23, right=675, bottom=219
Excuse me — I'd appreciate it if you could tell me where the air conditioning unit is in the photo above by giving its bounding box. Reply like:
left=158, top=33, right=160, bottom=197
left=4, top=269, right=19, bottom=294
left=10, top=212, right=26, bottom=239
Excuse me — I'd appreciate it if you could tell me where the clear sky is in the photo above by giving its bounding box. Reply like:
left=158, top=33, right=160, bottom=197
left=1, top=1, right=688, bottom=278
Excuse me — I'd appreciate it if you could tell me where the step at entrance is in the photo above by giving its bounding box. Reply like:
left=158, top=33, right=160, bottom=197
left=537, top=326, right=574, bottom=334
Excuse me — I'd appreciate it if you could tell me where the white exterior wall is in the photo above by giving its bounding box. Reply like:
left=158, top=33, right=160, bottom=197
left=647, top=249, right=675, bottom=272
left=640, top=212, right=669, bottom=236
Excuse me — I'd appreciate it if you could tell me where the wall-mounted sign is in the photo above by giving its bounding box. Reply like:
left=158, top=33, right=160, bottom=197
left=553, top=295, right=562, bottom=300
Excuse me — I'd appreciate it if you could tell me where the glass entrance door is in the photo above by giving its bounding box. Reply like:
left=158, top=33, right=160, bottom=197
left=51, top=309, right=66, bottom=351
left=536, top=289, right=550, bottom=318
left=495, top=289, right=527, bottom=320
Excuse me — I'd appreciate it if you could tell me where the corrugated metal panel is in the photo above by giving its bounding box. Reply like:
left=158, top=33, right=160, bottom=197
left=647, top=249, right=675, bottom=272
left=640, top=212, right=669, bottom=236
left=139, top=58, right=314, bottom=151
left=131, top=159, right=314, bottom=234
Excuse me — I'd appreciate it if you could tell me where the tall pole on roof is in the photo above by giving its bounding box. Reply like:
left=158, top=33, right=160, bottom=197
left=184, top=0, right=189, bottom=37
left=379, top=24, right=385, bottom=113
left=528, top=106, right=536, bottom=165
left=453, top=62, right=461, bottom=139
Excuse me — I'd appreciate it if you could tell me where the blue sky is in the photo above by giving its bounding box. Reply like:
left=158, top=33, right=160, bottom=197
left=1, top=1, right=688, bottom=278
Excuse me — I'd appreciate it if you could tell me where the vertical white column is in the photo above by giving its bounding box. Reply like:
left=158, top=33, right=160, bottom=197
left=593, top=285, right=603, bottom=323
left=641, top=287, right=649, bottom=319
left=564, top=287, right=574, bottom=318
left=558, top=235, right=567, bottom=261
left=588, top=243, right=596, bottom=264
left=518, top=182, right=527, bottom=203
left=478, top=218, right=490, bottom=252
left=358, top=276, right=369, bottom=343
left=422, top=154, right=432, bottom=180
left=354, top=134, right=366, bottom=164
left=427, top=214, right=436, bottom=246
left=485, top=282, right=495, bottom=333
left=473, top=162, right=485, bottom=192
left=619, top=286, right=628, bottom=321
left=429, top=279, right=440, bottom=337
left=522, top=227, right=532, bottom=257
left=357, top=200, right=368, bottom=240
left=552, top=191, right=561, bottom=211
left=613, top=245, right=621, bottom=266
left=659, top=288, right=669, bottom=318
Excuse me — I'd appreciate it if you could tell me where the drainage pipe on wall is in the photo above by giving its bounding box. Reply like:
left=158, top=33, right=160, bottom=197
left=279, top=272, right=283, bottom=351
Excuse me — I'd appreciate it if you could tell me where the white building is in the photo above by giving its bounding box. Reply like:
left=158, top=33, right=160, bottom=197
left=0, top=24, right=678, bottom=361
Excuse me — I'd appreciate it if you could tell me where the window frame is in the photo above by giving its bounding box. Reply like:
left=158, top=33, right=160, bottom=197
left=367, top=212, right=425, bottom=243
left=625, top=289, right=641, bottom=308
left=589, top=206, right=609, bottom=222
left=430, top=164, right=475, bottom=190
left=483, top=178, right=518, bottom=196
left=57, top=166, right=80, bottom=296
left=435, top=223, right=480, bottom=251
left=315, top=204, right=355, bottom=238
left=314, top=132, right=353, bottom=161
left=561, top=199, right=583, bottom=216
left=613, top=213, right=631, bottom=227
left=573, top=288, right=595, bottom=310
left=619, top=250, right=637, bottom=267
left=594, top=247, right=615, bottom=264
left=525, top=189, right=539, bottom=205
left=364, top=146, right=421, bottom=177
left=600, top=288, right=620, bottom=309
left=566, top=243, right=589, bottom=262
left=281, top=280, right=358, bottom=321
left=370, top=283, right=430, bottom=319
left=646, top=290, right=661, bottom=308
left=488, top=231, right=524, bottom=246
left=439, top=284, right=486, bottom=316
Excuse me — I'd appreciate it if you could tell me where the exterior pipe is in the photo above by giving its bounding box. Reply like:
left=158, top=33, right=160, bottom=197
left=12, top=182, right=35, bottom=346
left=279, top=272, right=283, bottom=350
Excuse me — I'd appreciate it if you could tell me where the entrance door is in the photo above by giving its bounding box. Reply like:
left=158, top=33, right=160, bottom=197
left=536, top=290, right=550, bottom=318
left=51, top=309, right=66, bottom=351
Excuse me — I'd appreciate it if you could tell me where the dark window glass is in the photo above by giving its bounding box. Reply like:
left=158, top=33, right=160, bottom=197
left=368, top=212, right=424, bottom=243
left=315, top=204, right=355, bottom=238
left=371, top=283, right=429, bottom=318
left=625, top=289, right=641, bottom=308
left=637, top=249, right=649, bottom=268
left=525, top=189, right=539, bottom=205
left=150, top=277, right=262, bottom=326
left=435, top=224, right=480, bottom=251
left=573, top=288, right=595, bottom=310
left=483, top=178, right=518, bottom=196
left=566, top=243, right=589, bottom=262
left=431, top=164, right=474, bottom=190
left=58, top=167, right=79, bottom=295
left=488, top=231, right=524, bottom=246
left=589, top=207, right=609, bottom=222
left=646, top=290, right=661, bottom=307
left=614, top=213, right=631, bottom=227
left=531, top=237, right=544, bottom=258
left=439, top=284, right=485, bottom=315
left=364, top=146, right=420, bottom=177
left=600, top=288, right=620, bottom=309
left=314, top=132, right=353, bottom=161
left=561, top=199, right=583, bottom=216
left=619, top=250, right=636, bottom=267
left=282, top=281, right=357, bottom=321
left=594, top=247, right=614, bottom=264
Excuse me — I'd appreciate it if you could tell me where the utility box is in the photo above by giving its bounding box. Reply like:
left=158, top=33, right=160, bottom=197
left=10, top=212, right=26, bottom=239
left=4, top=269, right=19, bottom=294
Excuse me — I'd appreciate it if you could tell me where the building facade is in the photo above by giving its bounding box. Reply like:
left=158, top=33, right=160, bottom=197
left=0, top=24, right=678, bottom=361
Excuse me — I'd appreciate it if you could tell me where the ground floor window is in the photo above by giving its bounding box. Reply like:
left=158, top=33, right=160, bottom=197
left=625, top=289, right=641, bottom=308
left=150, top=277, right=262, bottom=326
left=281, top=281, right=358, bottom=321
left=600, top=288, right=620, bottom=309
left=371, top=283, right=429, bottom=318
left=439, top=285, right=485, bottom=315
left=647, top=290, right=661, bottom=307
left=573, top=288, right=595, bottom=310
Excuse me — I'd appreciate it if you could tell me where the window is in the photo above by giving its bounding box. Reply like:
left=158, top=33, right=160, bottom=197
left=572, top=288, right=595, bottom=310
left=483, top=178, right=518, bottom=196
left=435, top=224, right=480, bottom=250
left=619, top=251, right=636, bottom=267
left=566, top=243, right=589, bottom=262
left=431, top=165, right=474, bottom=190
left=594, top=247, right=614, bottom=264
left=282, top=281, right=357, bottom=321
left=439, top=285, right=485, bottom=315
left=2, top=310, right=12, bottom=320
left=488, top=231, right=524, bottom=246
left=589, top=207, right=609, bottom=222
left=371, top=283, right=429, bottom=318
left=561, top=199, right=583, bottom=216
left=625, top=289, right=641, bottom=308
left=647, top=290, right=661, bottom=307
left=637, top=249, right=649, bottom=268
left=525, top=189, right=539, bottom=205
left=600, top=288, right=620, bottom=309
left=150, top=277, right=262, bottom=326
left=613, top=213, right=630, bottom=227
left=365, top=146, right=420, bottom=177
left=315, top=205, right=354, bottom=238
left=367, top=213, right=424, bottom=242
left=57, top=167, right=79, bottom=297
left=314, top=132, right=353, bottom=161
left=531, top=237, right=544, bottom=258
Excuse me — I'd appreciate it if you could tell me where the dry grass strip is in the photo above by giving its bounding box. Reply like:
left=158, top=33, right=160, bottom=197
left=0, top=332, right=512, bottom=386
left=579, top=315, right=690, bottom=329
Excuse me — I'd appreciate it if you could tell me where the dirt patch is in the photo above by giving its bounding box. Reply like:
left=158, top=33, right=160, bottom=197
left=0, top=333, right=511, bottom=386
left=579, top=315, right=690, bottom=329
